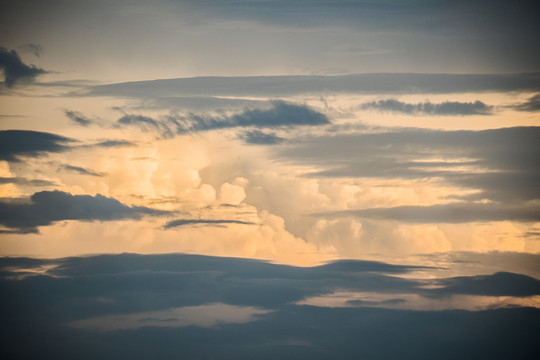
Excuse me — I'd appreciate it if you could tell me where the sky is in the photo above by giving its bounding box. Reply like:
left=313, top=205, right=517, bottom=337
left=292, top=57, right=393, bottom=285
left=1, top=0, right=540, bottom=358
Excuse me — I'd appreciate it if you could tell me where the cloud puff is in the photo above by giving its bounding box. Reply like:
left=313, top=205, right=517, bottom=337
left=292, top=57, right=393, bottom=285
left=0, top=47, right=46, bottom=87
left=361, top=99, right=493, bottom=115
left=116, top=101, right=329, bottom=138
left=0, top=190, right=168, bottom=233
left=164, top=219, right=256, bottom=229
left=0, top=130, right=72, bottom=161
left=511, top=94, right=540, bottom=112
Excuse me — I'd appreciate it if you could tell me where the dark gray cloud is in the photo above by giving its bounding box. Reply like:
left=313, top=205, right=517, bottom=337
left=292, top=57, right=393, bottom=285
left=0, top=190, right=168, bottom=233
left=0, top=47, right=46, bottom=87
left=164, top=219, right=256, bottom=229
left=85, top=73, right=540, bottom=98
left=65, top=110, right=93, bottom=126
left=0, top=130, right=72, bottom=161
left=511, top=94, right=540, bottom=112
left=320, top=202, right=540, bottom=224
left=1, top=253, right=538, bottom=359
left=116, top=101, right=329, bottom=138
left=361, top=99, right=493, bottom=115
left=239, top=130, right=284, bottom=145
left=61, top=165, right=104, bottom=177
left=279, top=126, right=540, bottom=224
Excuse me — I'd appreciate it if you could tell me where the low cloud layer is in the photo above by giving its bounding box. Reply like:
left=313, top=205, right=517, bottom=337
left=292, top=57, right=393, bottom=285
left=0, top=47, right=46, bottom=87
left=0, top=130, right=72, bottom=161
left=361, top=99, right=493, bottom=115
left=1, top=253, right=538, bottom=359
left=0, top=190, right=167, bottom=233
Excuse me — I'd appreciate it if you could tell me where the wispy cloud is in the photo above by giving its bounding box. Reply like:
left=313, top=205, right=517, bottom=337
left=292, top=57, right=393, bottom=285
left=164, top=219, right=256, bottom=229
left=361, top=99, right=493, bottom=115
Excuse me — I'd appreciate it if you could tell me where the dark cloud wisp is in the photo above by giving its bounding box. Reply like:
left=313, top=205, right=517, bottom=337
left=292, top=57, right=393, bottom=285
left=511, top=94, right=540, bottom=112
left=361, top=99, right=493, bottom=115
left=0, top=47, right=46, bottom=87
left=65, top=110, right=94, bottom=126
left=116, top=101, right=329, bottom=138
left=164, top=219, right=256, bottom=229
left=0, top=190, right=168, bottom=233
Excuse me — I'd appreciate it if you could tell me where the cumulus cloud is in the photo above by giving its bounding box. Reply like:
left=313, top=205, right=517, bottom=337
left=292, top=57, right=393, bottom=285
left=0, top=190, right=168, bottom=233
left=0, top=47, right=46, bottom=87
left=164, top=219, right=256, bottom=229
left=116, top=101, right=329, bottom=138
left=0, top=130, right=72, bottom=161
left=361, top=99, right=493, bottom=115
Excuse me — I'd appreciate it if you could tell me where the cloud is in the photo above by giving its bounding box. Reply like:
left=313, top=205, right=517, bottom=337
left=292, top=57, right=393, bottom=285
left=319, top=202, right=540, bottom=224
left=93, top=140, right=134, bottom=148
left=239, top=130, right=284, bottom=145
left=61, top=165, right=105, bottom=177
left=0, top=130, right=72, bottom=161
left=0, top=47, right=46, bottom=87
left=511, top=94, right=540, bottom=112
left=0, top=190, right=168, bottom=233
left=164, top=219, right=256, bottom=229
left=116, top=101, right=329, bottom=137
left=361, top=99, right=493, bottom=115
left=85, top=73, right=540, bottom=98
left=65, top=110, right=94, bottom=126
left=0, top=177, right=55, bottom=187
